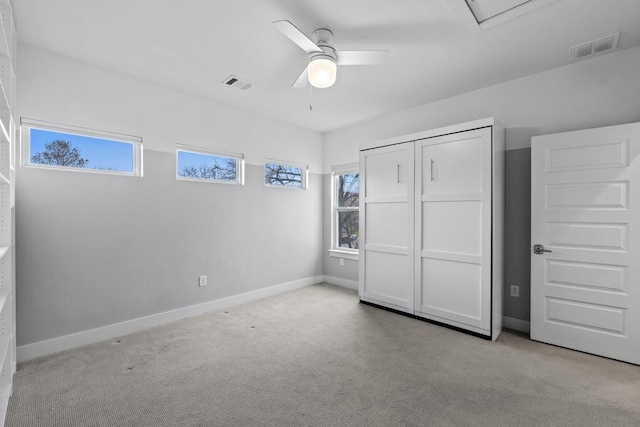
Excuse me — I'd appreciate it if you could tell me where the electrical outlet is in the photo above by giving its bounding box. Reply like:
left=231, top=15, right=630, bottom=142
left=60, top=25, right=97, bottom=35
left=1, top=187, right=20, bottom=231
left=199, top=275, right=207, bottom=287
left=339, top=258, right=344, bottom=267
left=510, top=285, right=519, bottom=298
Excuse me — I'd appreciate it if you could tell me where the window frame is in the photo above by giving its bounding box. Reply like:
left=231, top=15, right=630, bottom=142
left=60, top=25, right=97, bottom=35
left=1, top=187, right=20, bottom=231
left=20, top=118, right=143, bottom=177
left=330, top=162, right=360, bottom=260
left=176, top=144, right=245, bottom=185
left=264, top=159, right=309, bottom=190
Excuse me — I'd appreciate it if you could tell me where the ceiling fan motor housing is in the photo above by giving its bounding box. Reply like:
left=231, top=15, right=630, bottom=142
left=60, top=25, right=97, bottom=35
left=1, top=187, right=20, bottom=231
left=312, top=28, right=333, bottom=44
left=309, top=45, right=336, bottom=63
left=310, top=28, right=336, bottom=63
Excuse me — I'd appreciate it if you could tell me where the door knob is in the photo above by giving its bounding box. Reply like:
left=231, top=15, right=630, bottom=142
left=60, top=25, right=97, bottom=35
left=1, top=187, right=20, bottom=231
left=533, top=244, right=552, bottom=255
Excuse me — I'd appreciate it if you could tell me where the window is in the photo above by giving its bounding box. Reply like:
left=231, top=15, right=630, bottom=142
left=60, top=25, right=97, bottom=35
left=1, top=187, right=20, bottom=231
left=21, top=119, right=143, bottom=176
left=264, top=160, right=308, bottom=189
left=176, top=145, right=244, bottom=185
left=331, top=163, right=359, bottom=260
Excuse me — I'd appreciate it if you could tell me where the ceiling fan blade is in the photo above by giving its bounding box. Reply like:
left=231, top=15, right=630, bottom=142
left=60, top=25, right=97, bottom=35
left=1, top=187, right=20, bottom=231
left=292, top=66, right=309, bottom=88
left=337, top=50, right=389, bottom=65
left=273, top=20, right=323, bottom=54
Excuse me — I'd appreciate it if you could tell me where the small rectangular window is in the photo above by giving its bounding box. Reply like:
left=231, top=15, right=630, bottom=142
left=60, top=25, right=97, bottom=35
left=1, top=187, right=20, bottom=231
left=176, top=145, right=244, bottom=185
left=330, top=163, right=359, bottom=259
left=264, top=160, right=308, bottom=189
left=21, top=119, right=142, bottom=176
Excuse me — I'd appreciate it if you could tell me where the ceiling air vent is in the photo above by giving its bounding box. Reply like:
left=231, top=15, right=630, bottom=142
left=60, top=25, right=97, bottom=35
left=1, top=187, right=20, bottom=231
left=222, top=75, right=254, bottom=91
left=570, top=33, right=620, bottom=61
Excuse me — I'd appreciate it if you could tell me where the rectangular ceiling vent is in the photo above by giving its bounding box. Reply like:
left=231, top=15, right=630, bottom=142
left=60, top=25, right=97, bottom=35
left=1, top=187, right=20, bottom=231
left=570, top=33, right=620, bottom=61
left=222, top=75, right=254, bottom=91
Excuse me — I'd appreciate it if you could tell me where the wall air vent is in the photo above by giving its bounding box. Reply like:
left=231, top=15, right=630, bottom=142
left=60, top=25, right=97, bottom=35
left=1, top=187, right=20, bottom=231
left=570, top=33, right=620, bottom=61
left=222, top=75, right=254, bottom=91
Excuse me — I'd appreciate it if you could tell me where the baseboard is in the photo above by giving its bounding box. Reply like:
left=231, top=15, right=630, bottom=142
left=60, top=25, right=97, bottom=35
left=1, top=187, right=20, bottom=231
left=0, top=384, right=11, bottom=427
left=17, top=276, right=323, bottom=363
left=503, top=316, right=530, bottom=334
left=322, top=275, right=359, bottom=291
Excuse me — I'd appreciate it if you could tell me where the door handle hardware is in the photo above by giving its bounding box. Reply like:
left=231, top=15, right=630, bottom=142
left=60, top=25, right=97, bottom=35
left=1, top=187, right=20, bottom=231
left=430, top=159, right=435, bottom=182
left=397, top=163, right=401, bottom=183
left=533, top=244, right=552, bottom=255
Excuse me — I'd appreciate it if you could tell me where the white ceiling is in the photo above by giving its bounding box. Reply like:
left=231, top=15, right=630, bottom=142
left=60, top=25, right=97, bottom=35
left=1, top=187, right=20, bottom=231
left=12, top=0, right=640, bottom=133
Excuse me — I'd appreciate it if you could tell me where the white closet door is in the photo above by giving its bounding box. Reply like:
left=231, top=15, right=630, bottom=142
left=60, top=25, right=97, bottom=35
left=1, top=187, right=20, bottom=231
left=359, top=143, right=414, bottom=312
left=414, top=128, right=492, bottom=333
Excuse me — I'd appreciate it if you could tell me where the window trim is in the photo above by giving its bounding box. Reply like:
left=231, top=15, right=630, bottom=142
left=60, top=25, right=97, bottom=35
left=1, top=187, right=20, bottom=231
left=330, top=162, right=359, bottom=260
left=176, top=144, right=245, bottom=185
left=264, top=158, right=309, bottom=190
left=20, top=118, right=143, bottom=177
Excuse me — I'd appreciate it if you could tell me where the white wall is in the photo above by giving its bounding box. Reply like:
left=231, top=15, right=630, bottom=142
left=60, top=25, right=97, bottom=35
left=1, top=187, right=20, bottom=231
left=19, top=45, right=323, bottom=171
left=322, top=45, right=640, bottom=322
left=16, top=45, right=325, bottom=351
left=323, top=45, right=640, bottom=171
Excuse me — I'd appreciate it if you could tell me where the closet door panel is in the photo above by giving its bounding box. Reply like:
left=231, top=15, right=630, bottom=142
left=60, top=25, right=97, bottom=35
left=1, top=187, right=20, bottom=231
left=422, top=201, right=482, bottom=255
left=360, top=143, right=414, bottom=313
left=421, top=136, right=483, bottom=196
left=365, top=203, right=407, bottom=248
left=415, top=127, right=492, bottom=333
left=365, top=252, right=410, bottom=307
left=365, top=149, right=408, bottom=198
left=420, top=259, right=483, bottom=324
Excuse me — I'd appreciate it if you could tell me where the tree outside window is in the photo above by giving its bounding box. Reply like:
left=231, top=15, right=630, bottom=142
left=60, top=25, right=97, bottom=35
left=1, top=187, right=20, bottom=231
left=176, top=147, right=244, bottom=185
left=264, top=162, right=307, bottom=188
left=31, top=140, right=89, bottom=167
left=335, top=171, right=359, bottom=250
left=24, top=123, right=141, bottom=176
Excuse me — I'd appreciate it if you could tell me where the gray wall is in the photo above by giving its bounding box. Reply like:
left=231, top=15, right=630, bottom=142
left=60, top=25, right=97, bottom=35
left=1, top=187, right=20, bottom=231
left=504, top=148, right=531, bottom=320
left=16, top=155, right=322, bottom=345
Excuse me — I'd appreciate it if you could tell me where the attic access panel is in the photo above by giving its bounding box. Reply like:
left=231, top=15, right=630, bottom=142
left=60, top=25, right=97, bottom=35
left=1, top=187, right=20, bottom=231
left=462, top=0, right=557, bottom=29
left=466, top=0, right=530, bottom=23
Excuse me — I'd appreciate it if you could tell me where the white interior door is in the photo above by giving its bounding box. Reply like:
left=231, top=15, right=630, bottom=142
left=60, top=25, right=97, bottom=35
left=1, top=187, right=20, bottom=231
left=359, top=143, right=414, bottom=312
left=414, top=128, right=492, bottom=334
left=531, top=122, right=640, bottom=365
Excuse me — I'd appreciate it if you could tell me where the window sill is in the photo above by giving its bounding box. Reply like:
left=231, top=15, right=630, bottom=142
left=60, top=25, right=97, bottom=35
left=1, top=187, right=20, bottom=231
left=329, top=249, right=359, bottom=261
left=24, top=163, right=140, bottom=177
left=177, top=176, right=243, bottom=185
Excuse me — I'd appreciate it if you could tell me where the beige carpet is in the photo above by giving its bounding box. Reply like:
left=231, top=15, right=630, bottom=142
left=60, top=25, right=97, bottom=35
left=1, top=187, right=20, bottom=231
left=7, top=284, right=640, bottom=426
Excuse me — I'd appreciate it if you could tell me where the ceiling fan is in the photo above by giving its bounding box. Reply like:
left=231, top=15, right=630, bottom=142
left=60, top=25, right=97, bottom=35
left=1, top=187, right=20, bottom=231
left=273, top=20, right=389, bottom=89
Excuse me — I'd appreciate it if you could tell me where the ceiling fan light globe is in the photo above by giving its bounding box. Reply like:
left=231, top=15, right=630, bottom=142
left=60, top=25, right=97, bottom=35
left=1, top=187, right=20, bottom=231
left=308, top=58, right=337, bottom=88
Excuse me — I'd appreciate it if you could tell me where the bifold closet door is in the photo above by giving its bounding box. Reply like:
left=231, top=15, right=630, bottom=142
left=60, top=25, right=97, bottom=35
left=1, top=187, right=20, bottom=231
left=359, top=143, right=414, bottom=312
left=414, top=128, right=492, bottom=332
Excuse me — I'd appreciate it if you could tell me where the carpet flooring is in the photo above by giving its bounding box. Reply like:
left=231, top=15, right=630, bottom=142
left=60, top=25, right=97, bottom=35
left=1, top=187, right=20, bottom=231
left=6, top=284, right=640, bottom=426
